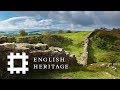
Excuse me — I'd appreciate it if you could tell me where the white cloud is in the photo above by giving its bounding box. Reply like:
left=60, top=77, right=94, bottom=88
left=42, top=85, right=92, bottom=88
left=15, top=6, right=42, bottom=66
left=0, top=16, right=52, bottom=30
left=1, top=11, right=120, bottom=31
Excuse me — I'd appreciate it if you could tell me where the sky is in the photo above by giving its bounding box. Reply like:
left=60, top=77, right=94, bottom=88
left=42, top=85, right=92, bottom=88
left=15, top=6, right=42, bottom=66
left=0, top=11, right=120, bottom=31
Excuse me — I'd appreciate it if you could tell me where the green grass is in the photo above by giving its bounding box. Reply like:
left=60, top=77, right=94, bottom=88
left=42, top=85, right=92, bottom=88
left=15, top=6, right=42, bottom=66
left=59, top=31, right=92, bottom=61
left=91, top=39, right=120, bottom=63
left=26, top=62, right=120, bottom=79
left=90, top=40, right=108, bottom=62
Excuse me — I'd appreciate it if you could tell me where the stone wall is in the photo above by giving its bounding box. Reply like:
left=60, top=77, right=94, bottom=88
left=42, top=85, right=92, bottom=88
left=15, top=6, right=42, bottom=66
left=0, top=43, right=77, bottom=76
left=0, top=43, right=77, bottom=64
left=79, top=37, right=89, bottom=66
left=79, top=31, right=96, bottom=66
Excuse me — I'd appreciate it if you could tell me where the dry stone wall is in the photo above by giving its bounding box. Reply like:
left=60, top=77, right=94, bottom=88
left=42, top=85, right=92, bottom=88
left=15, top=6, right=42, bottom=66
left=0, top=43, right=77, bottom=75
left=80, top=31, right=96, bottom=66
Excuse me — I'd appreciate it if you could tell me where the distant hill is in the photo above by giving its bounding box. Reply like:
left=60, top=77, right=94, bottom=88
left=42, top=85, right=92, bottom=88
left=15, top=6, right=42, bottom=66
left=0, top=29, right=60, bottom=35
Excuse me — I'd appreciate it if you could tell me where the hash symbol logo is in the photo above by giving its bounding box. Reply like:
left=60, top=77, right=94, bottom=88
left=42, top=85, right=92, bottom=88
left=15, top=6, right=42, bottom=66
left=7, top=52, right=29, bottom=74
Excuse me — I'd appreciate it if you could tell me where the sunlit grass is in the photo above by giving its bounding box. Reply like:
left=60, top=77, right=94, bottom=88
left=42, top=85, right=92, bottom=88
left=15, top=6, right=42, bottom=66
left=27, top=62, right=120, bottom=79
left=59, top=31, right=91, bottom=61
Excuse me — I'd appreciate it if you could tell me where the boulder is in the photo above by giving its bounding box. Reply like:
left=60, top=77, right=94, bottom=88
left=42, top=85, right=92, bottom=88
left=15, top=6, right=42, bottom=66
left=26, top=44, right=35, bottom=50
left=49, top=47, right=64, bottom=52
left=54, top=47, right=64, bottom=52
left=35, top=43, right=49, bottom=50
left=69, top=54, right=75, bottom=58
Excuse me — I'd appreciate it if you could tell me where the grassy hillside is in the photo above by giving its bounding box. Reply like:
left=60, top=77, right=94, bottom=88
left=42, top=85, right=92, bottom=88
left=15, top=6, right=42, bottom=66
left=91, top=29, right=120, bottom=63
left=59, top=31, right=91, bottom=61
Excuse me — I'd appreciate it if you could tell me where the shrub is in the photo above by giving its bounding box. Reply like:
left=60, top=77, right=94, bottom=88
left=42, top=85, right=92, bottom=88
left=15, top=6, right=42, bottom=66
left=19, top=29, right=28, bottom=36
left=66, top=30, right=72, bottom=33
left=101, top=52, right=120, bottom=66
left=50, top=35, right=73, bottom=47
left=37, top=35, right=44, bottom=44
left=93, top=37, right=108, bottom=49
left=41, top=31, right=52, bottom=46
left=7, top=37, right=16, bottom=43
left=110, top=40, right=120, bottom=51
left=28, top=36, right=43, bottom=44
left=28, top=37, right=37, bottom=44
left=93, top=30, right=118, bottom=50
left=16, top=37, right=28, bottom=43
left=41, top=33, right=73, bottom=47
left=58, top=30, right=64, bottom=34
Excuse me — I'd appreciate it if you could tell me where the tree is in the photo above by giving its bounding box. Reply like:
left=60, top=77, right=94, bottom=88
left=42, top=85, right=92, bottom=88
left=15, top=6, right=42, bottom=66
left=105, top=52, right=120, bottom=66
left=42, top=31, right=52, bottom=46
left=110, top=40, right=120, bottom=51
left=58, top=30, right=64, bottom=34
left=19, top=29, right=28, bottom=36
left=66, top=30, right=72, bottom=33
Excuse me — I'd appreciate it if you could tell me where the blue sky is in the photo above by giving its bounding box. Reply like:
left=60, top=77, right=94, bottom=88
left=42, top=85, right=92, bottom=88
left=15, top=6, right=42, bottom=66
left=0, top=11, right=17, bottom=21
left=0, top=11, right=120, bottom=31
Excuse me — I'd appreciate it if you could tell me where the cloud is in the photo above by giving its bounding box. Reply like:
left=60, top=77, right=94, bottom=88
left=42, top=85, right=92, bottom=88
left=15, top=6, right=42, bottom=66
left=1, top=11, right=120, bottom=31
left=0, top=16, right=52, bottom=30
left=16, top=11, right=120, bottom=26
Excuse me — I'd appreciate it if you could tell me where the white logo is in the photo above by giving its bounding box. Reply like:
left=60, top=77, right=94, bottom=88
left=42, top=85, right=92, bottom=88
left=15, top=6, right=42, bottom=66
left=7, top=52, right=29, bottom=74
